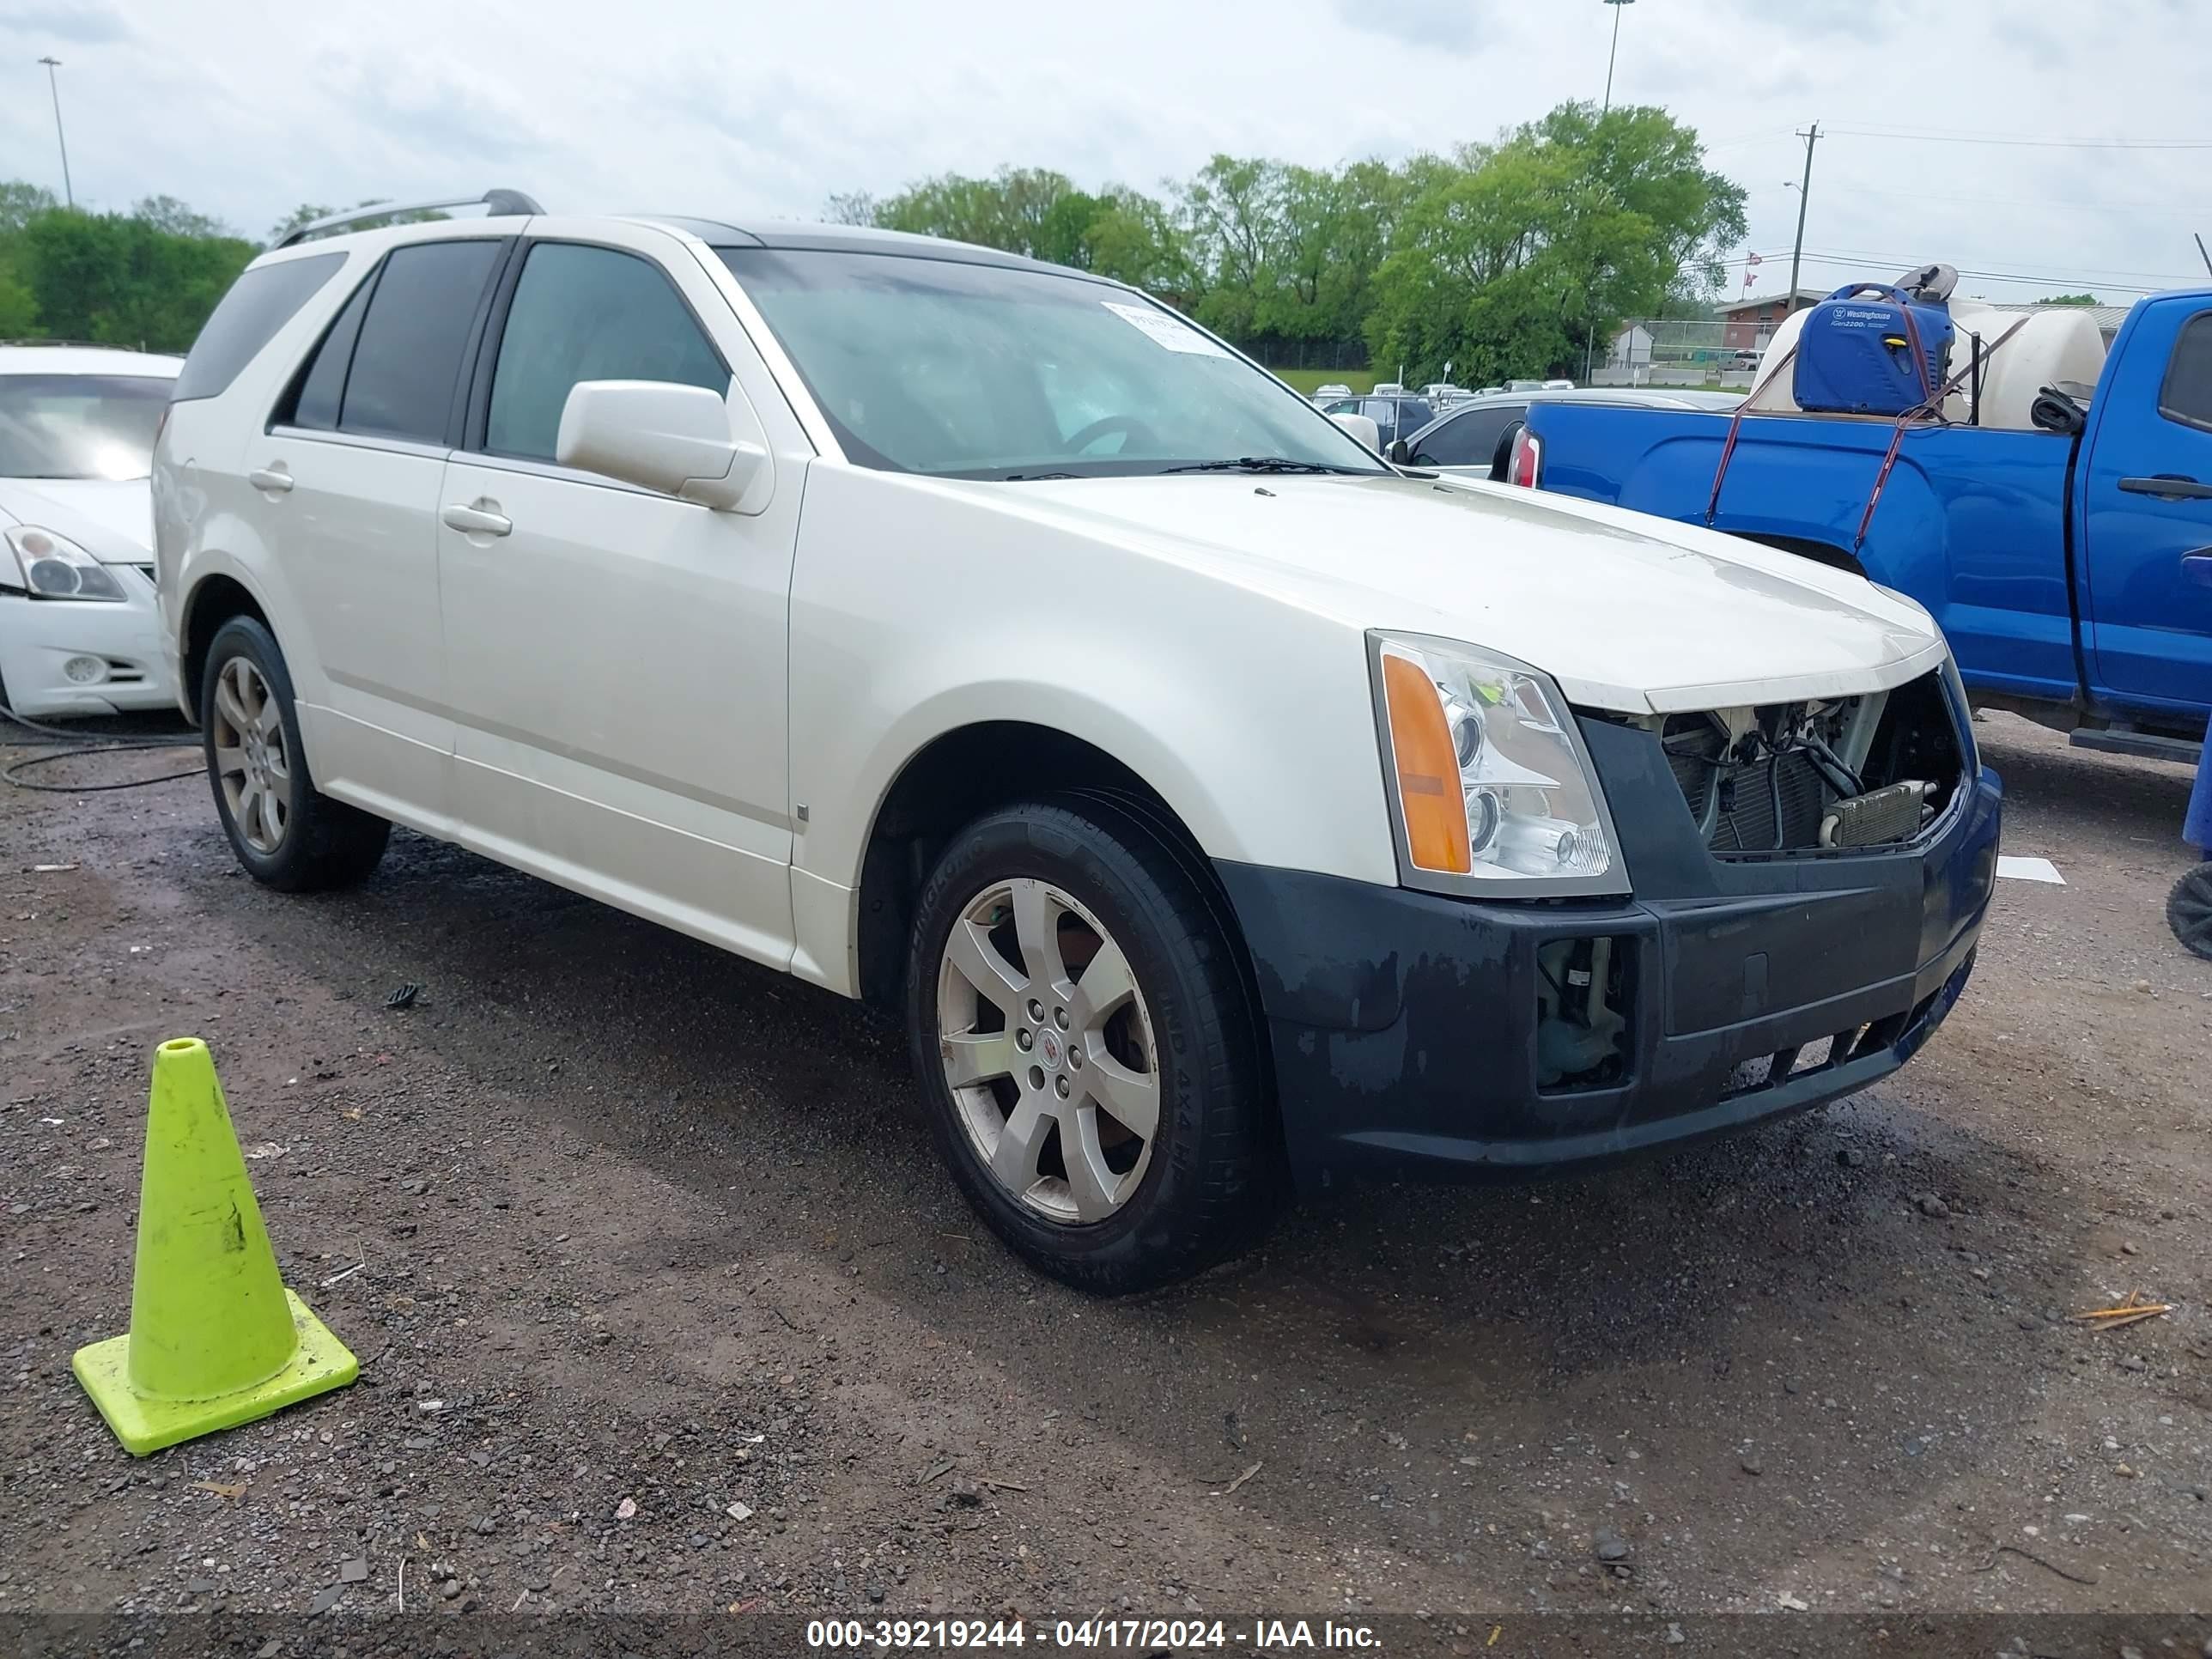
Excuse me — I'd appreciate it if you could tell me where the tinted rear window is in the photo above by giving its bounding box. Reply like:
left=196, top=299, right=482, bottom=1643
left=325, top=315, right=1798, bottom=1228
left=338, top=240, right=502, bottom=446
left=2159, top=312, right=2212, bottom=433
left=171, top=253, right=344, bottom=403
left=284, top=269, right=379, bottom=431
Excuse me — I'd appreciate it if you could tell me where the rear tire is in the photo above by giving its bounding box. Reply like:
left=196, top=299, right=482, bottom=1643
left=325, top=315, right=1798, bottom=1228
left=906, top=794, right=1270, bottom=1293
left=200, top=616, right=389, bottom=892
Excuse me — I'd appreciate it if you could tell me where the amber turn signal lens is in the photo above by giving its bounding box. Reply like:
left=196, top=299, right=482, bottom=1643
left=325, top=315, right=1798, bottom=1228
left=1381, top=650, right=1473, bottom=873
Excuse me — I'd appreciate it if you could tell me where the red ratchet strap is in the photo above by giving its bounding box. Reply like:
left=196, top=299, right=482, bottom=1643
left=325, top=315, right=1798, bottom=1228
left=1851, top=313, right=2031, bottom=549
left=1704, top=342, right=1797, bottom=526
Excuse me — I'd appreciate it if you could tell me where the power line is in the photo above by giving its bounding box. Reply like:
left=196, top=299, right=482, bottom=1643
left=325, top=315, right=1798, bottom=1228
left=1763, top=179, right=2208, bottom=218
left=1727, top=251, right=2178, bottom=296
left=1823, top=124, right=2212, bottom=152
left=1796, top=245, right=2203, bottom=284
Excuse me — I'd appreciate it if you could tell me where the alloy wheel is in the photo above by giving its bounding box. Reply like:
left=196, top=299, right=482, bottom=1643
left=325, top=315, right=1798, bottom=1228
left=935, top=878, right=1162, bottom=1224
left=210, top=656, right=292, bottom=855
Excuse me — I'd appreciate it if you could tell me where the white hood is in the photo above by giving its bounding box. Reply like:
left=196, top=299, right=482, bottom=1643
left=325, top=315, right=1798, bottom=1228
left=978, top=472, right=1946, bottom=714
left=0, top=478, right=155, bottom=562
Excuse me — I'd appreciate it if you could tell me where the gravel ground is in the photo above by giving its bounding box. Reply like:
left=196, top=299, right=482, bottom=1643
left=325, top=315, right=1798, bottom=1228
left=1, top=712, right=2207, bottom=1632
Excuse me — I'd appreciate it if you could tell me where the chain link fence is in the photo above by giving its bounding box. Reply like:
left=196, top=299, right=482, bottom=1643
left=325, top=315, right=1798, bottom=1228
left=1596, top=318, right=1759, bottom=388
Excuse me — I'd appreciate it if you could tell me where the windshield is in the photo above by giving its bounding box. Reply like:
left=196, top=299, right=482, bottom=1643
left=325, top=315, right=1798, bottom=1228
left=717, top=247, right=1386, bottom=480
left=0, top=373, right=173, bottom=480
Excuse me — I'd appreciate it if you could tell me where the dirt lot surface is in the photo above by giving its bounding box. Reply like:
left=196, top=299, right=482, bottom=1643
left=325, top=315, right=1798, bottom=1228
left=1, top=712, right=2208, bottom=1637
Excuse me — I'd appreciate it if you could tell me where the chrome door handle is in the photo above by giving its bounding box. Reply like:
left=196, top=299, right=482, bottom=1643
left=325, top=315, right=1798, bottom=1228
left=441, top=501, right=512, bottom=538
left=246, top=465, right=293, bottom=495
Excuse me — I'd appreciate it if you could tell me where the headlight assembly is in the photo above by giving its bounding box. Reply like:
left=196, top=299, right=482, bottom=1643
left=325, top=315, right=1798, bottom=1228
left=1370, top=631, right=1626, bottom=896
left=3, top=526, right=128, bottom=602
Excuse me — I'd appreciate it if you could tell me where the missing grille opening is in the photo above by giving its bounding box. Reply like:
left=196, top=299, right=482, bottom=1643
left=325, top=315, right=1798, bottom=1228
left=1656, top=669, right=1964, bottom=859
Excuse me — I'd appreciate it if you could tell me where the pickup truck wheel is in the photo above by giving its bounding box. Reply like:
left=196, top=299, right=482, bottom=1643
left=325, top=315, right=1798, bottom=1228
left=2170, top=865, right=2212, bottom=961
left=908, top=796, right=1267, bottom=1293
left=201, top=617, right=390, bottom=892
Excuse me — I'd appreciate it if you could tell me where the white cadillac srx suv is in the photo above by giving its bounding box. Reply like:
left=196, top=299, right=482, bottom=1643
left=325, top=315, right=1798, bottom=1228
left=155, top=193, right=2001, bottom=1291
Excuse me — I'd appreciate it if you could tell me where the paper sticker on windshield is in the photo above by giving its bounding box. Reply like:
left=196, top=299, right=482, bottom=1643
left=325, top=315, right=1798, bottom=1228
left=1103, top=301, right=1231, bottom=358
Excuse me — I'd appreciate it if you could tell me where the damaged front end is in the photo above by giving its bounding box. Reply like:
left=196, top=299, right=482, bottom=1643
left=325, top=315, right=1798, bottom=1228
left=1214, top=660, right=2000, bottom=1194
left=1649, top=669, right=1968, bottom=858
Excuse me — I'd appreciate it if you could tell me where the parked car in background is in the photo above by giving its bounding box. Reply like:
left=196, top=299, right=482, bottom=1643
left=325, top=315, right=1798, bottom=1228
left=1310, top=381, right=1352, bottom=402
left=1506, top=379, right=1545, bottom=392
left=1542, top=379, right=1575, bottom=391
left=1321, top=393, right=1435, bottom=450
left=157, top=201, right=1997, bottom=1293
left=0, top=343, right=181, bottom=718
left=1402, top=387, right=1743, bottom=479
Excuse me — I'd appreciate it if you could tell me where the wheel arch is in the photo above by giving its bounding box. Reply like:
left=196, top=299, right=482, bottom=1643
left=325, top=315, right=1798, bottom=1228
left=179, top=570, right=276, bottom=721
left=851, top=719, right=1256, bottom=1018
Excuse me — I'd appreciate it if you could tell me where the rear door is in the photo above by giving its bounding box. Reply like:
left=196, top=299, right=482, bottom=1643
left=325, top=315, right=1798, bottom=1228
left=434, top=228, right=801, bottom=967
left=2078, top=296, right=2212, bottom=714
left=258, top=235, right=507, bottom=824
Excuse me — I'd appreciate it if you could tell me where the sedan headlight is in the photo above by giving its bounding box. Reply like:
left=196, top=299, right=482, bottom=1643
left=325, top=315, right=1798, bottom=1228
left=3, top=526, right=128, bottom=602
left=1370, top=631, right=1626, bottom=896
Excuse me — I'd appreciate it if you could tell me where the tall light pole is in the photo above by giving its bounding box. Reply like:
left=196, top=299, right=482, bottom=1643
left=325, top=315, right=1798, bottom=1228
left=1601, top=0, right=1635, bottom=114
left=37, top=56, right=72, bottom=208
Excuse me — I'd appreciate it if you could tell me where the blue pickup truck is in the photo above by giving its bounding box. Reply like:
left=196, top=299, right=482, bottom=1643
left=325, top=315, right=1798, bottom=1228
left=1511, top=287, right=2212, bottom=758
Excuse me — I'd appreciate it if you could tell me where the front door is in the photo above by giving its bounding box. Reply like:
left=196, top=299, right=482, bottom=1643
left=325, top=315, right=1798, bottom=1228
left=2080, top=297, right=2212, bottom=715
left=435, top=230, right=800, bottom=967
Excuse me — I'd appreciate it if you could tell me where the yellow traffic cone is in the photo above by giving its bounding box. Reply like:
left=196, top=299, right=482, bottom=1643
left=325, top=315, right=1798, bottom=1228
left=72, top=1037, right=357, bottom=1455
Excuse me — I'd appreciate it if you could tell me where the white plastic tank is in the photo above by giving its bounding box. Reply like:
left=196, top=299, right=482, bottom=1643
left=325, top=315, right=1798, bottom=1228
left=1740, top=295, right=2108, bottom=429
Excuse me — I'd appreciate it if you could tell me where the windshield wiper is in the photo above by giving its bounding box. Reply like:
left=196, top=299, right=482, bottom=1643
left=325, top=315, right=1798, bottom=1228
left=998, top=471, right=1080, bottom=482
left=1157, top=457, right=1364, bottom=476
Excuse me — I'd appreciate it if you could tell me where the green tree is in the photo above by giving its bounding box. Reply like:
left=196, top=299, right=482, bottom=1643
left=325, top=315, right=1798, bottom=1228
left=874, top=167, right=1078, bottom=257
left=0, top=264, right=36, bottom=337
left=15, top=209, right=255, bottom=352
left=1081, top=187, right=1192, bottom=294
left=2036, top=292, right=2099, bottom=306
left=0, top=181, right=59, bottom=234
left=134, top=195, right=233, bottom=240
left=1364, top=103, right=1745, bottom=384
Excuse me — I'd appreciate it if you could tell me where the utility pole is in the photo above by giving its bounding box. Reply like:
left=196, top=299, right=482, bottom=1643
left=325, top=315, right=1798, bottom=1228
left=1601, top=0, right=1635, bottom=113
left=38, top=56, right=72, bottom=208
left=1787, top=123, right=1820, bottom=321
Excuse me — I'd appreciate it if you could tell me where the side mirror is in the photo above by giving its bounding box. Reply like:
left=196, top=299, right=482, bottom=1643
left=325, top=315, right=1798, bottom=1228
left=1385, top=437, right=1411, bottom=465
left=555, top=380, right=767, bottom=511
left=1329, top=410, right=1380, bottom=452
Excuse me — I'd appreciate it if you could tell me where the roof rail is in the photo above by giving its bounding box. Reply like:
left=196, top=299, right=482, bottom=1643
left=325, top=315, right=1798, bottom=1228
left=276, top=189, right=544, bottom=248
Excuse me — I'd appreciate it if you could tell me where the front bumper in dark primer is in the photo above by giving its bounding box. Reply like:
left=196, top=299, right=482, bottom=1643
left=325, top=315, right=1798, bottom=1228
left=1218, top=711, right=2002, bottom=1192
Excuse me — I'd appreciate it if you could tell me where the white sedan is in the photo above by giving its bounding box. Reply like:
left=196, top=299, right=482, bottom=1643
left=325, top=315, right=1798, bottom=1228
left=0, top=344, right=180, bottom=719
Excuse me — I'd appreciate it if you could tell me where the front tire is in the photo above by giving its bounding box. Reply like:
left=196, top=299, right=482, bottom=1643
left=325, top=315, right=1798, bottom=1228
left=2171, top=865, right=2212, bottom=961
left=200, top=616, right=389, bottom=892
left=906, top=795, right=1270, bottom=1293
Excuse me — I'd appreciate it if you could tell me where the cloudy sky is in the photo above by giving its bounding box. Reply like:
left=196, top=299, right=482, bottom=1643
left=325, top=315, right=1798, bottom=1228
left=3, top=0, right=2209, bottom=305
